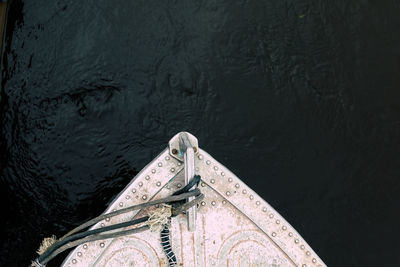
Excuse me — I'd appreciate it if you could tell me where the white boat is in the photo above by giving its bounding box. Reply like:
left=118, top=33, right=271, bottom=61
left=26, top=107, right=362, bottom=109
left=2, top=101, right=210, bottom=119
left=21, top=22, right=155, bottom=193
left=39, top=132, right=326, bottom=267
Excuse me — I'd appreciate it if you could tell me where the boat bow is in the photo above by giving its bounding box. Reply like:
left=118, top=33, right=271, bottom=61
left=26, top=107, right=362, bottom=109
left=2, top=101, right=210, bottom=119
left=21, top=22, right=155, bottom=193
left=62, top=132, right=326, bottom=267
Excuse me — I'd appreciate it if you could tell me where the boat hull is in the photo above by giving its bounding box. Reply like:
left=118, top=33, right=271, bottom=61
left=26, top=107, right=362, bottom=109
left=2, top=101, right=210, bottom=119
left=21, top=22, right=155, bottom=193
left=62, top=147, right=326, bottom=267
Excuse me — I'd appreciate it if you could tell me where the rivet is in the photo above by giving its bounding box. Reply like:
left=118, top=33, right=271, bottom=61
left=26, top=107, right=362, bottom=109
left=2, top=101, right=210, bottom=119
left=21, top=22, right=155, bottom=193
left=295, top=239, right=299, bottom=244
left=177, top=183, right=182, bottom=188
left=222, top=200, right=227, bottom=204
left=198, top=155, right=203, bottom=160
left=306, top=251, right=311, bottom=256
left=201, top=182, right=205, bottom=187
left=256, top=201, right=260, bottom=205
left=77, top=252, right=82, bottom=257
left=125, top=195, right=130, bottom=199
left=228, top=178, right=233, bottom=182
left=211, top=201, right=216, bottom=206
left=242, top=189, right=247, bottom=194
left=206, top=160, right=211, bottom=165
left=151, top=169, right=156, bottom=173
left=156, top=181, right=161, bottom=186
left=165, top=156, right=170, bottom=160
left=170, top=168, right=175, bottom=172
left=166, top=185, right=171, bottom=189
left=100, top=243, right=105, bottom=248
left=221, top=172, right=225, bottom=176
left=235, top=183, right=240, bottom=188
left=195, top=167, right=199, bottom=171
left=269, top=213, right=274, bottom=218
left=289, top=232, right=293, bottom=237
left=210, top=179, right=215, bottom=184
left=105, top=217, right=110, bottom=222
left=83, top=244, right=88, bottom=249
left=272, top=232, right=277, bottom=237
left=282, top=226, right=287, bottom=230
left=177, top=162, right=182, bottom=166
left=226, top=191, right=231, bottom=196
left=145, top=175, right=150, bottom=180
left=158, top=162, right=162, bottom=167
left=132, top=188, right=136, bottom=193
left=300, top=245, right=305, bottom=250
left=262, top=207, right=267, bottom=212
left=276, top=219, right=280, bottom=224
left=172, top=148, right=178, bottom=154
left=119, top=202, right=123, bottom=207
left=213, top=166, right=218, bottom=171
left=302, top=265, right=307, bottom=267
left=249, top=195, right=254, bottom=200
left=138, top=182, right=143, bottom=187
left=318, top=265, right=322, bottom=267
left=312, top=258, right=317, bottom=263
left=101, top=223, right=105, bottom=227
left=72, top=259, right=77, bottom=264
left=142, top=195, right=147, bottom=200
left=201, top=201, right=206, bottom=206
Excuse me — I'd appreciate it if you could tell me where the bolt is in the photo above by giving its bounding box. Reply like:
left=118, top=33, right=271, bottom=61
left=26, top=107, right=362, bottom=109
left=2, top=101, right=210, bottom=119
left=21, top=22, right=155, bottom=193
left=172, top=148, right=178, bottom=154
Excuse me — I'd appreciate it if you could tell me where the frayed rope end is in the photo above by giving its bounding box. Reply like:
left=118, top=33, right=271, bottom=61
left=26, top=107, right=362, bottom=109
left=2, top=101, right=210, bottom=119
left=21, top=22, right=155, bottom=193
left=147, top=204, right=172, bottom=232
left=36, top=235, right=57, bottom=256
left=31, top=259, right=45, bottom=267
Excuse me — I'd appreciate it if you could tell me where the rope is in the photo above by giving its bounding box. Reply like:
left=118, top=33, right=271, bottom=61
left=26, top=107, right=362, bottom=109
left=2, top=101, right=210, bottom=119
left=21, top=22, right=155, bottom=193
left=40, top=225, right=150, bottom=265
left=172, top=175, right=201, bottom=196
left=37, top=216, right=150, bottom=264
left=147, top=204, right=172, bottom=232
left=31, top=184, right=203, bottom=267
left=161, top=224, right=178, bottom=266
left=30, top=259, right=44, bottom=267
left=60, top=189, right=200, bottom=240
left=36, top=235, right=57, bottom=256
left=159, top=174, right=202, bottom=266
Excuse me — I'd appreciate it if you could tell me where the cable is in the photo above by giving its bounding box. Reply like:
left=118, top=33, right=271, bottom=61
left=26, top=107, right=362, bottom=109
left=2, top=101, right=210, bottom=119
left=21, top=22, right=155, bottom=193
left=32, top=187, right=203, bottom=266
left=41, top=225, right=150, bottom=265
left=60, top=188, right=200, bottom=240
left=38, top=216, right=149, bottom=263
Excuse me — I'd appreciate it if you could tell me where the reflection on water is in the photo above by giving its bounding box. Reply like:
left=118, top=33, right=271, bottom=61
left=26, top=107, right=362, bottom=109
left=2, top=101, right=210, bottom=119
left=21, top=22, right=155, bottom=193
left=1, top=0, right=400, bottom=266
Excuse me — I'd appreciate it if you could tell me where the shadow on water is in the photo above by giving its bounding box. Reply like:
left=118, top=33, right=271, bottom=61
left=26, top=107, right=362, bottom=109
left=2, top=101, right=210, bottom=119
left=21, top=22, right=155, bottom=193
left=1, top=0, right=400, bottom=266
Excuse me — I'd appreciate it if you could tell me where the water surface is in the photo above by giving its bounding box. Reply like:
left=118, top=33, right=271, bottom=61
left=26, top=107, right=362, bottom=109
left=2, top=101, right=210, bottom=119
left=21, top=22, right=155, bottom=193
left=1, top=0, right=400, bottom=266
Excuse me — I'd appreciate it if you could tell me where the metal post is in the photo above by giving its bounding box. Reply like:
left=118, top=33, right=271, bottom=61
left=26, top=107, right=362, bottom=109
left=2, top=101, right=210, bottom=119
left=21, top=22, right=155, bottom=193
left=179, top=133, right=196, bottom=231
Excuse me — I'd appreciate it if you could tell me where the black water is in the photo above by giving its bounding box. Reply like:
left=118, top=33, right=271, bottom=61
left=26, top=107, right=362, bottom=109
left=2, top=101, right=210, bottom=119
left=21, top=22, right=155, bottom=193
left=1, top=0, right=400, bottom=266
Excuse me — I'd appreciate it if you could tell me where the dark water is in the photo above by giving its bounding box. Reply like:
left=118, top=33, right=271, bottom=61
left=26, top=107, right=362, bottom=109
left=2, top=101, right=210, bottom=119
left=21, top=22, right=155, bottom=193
left=1, top=0, right=400, bottom=266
